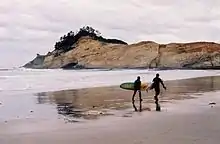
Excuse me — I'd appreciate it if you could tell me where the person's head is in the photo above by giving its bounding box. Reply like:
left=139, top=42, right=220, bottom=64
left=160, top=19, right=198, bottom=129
left=156, top=73, right=159, bottom=77
left=137, top=76, right=140, bottom=80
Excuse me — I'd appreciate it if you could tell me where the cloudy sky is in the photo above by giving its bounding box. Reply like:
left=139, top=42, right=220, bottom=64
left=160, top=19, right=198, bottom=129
left=1, top=0, right=220, bottom=68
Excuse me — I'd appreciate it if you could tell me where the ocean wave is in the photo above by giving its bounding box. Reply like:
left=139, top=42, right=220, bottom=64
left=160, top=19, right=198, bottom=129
left=0, top=69, right=219, bottom=95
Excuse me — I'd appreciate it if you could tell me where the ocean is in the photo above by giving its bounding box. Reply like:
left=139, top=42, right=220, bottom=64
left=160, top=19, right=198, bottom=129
left=0, top=68, right=220, bottom=95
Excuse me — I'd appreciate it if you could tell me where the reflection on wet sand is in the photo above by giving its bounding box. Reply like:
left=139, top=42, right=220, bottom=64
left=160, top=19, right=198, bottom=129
left=36, top=76, right=220, bottom=121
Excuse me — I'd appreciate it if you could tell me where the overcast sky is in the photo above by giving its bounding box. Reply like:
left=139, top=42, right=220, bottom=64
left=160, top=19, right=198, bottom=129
left=1, top=0, right=220, bottom=68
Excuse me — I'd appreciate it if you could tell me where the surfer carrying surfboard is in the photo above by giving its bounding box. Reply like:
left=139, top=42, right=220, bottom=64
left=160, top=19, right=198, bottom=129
left=132, top=76, right=142, bottom=111
left=150, top=73, right=166, bottom=111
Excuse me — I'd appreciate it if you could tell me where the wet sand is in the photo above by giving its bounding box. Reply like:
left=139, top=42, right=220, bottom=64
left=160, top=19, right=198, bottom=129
left=36, top=76, right=220, bottom=120
left=1, top=76, right=220, bottom=143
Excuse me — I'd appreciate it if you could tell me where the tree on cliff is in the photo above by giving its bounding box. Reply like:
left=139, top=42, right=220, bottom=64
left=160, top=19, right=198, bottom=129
left=54, top=26, right=127, bottom=52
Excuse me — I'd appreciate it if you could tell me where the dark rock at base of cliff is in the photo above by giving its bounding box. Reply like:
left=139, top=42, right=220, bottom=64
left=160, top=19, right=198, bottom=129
left=23, top=54, right=46, bottom=69
left=184, top=66, right=220, bottom=70
left=61, top=63, right=85, bottom=69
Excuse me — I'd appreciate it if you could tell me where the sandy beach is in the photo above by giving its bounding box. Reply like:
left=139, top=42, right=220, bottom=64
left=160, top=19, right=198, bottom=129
left=1, top=76, right=220, bottom=144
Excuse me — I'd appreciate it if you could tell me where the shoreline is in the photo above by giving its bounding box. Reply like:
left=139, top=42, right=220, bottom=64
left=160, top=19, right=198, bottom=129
left=39, top=75, right=220, bottom=114
left=2, top=69, right=220, bottom=96
left=22, top=66, right=220, bottom=70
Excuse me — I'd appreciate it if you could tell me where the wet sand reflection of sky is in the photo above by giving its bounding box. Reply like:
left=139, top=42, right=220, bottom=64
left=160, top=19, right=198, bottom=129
left=36, top=76, right=220, bottom=122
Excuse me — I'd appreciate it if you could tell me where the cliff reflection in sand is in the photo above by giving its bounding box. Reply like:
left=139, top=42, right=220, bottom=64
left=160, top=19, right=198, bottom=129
left=36, top=88, right=123, bottom=120
left=36, top=76, right=220, bottom=121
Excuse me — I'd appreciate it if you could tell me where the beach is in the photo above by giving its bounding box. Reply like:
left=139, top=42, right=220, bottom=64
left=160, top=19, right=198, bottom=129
left=2, top=0, right=220, bottom=143
left=1, top=74, right=220, bottom=144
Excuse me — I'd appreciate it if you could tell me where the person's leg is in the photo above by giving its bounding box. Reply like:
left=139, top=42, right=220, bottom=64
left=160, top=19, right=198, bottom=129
left=132, top=102, right=138, bottom=111
left=154, top=89, right=161, bottom=111
left=138, top=90, right=142, bottom=102
left=132, top=90, right=137, bottom=103
left=154, top=90, right=159, bottom=105
left=132, top=90, right=138, bottom=111
left=138, top=90, right=142, bottom=112
left=139, top=100, right=142, bottom=112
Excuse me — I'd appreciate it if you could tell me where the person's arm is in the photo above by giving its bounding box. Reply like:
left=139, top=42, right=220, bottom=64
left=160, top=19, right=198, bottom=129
left=160, top=78, right=166, bottom=90
left=148, top=78, right=155, bottom=91
left=152, top=78, right=155, bottom=83
left=134, top=80, right=137, bottom=86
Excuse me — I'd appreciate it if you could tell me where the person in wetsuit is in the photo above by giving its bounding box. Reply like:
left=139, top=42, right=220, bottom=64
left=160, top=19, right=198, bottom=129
left=132, top=76, right=142, bottom=111
left=151, top=73, right=166, bottom=111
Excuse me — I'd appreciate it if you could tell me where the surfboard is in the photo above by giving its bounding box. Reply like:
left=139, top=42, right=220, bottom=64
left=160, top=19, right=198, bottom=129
left=120, top=82, right=150, bottom=91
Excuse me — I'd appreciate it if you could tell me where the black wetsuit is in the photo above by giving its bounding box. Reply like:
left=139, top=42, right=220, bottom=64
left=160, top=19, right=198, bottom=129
left=134, top=79, right=141, bottom=90
left=152, top=77, right=163, bottom=95
left=132, top=79, right=142, bottom=103
left=151, top=77, right=166, bottom=109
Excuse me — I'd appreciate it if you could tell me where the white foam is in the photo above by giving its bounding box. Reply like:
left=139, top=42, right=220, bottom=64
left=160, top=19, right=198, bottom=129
left=0, top=68, right=220, bottom=94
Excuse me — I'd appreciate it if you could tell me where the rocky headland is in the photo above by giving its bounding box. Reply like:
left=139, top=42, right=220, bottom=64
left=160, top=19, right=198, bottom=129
left=24, top=26, right=220, bottom=69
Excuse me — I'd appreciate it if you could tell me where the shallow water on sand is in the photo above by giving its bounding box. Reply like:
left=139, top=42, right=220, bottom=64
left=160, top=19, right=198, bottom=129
left=31, top=76, right=220, bottom=122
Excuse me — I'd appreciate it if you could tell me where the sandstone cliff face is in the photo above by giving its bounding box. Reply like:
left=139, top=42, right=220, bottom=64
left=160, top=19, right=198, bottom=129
left=24, top=37, right=220, bottom=69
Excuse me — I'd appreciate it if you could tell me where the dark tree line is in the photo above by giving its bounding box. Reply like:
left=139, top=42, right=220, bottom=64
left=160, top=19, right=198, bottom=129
left=54, top=26, right=127, bottom=52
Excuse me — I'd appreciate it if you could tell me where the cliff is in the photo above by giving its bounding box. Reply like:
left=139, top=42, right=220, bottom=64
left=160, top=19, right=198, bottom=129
left=24, top=38, right=220, bottom=69
left=24, top=27, right=220, bottom=69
